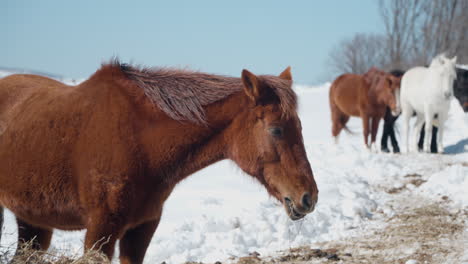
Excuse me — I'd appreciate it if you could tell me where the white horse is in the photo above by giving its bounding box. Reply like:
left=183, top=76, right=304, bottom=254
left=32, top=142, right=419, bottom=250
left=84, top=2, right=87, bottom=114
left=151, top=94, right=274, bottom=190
left=400, top=54, right=457, bottom=153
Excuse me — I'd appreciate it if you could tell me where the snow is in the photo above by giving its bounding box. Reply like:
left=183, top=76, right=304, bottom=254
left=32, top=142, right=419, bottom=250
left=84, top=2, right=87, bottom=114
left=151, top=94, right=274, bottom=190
left=0, top=70, right=13, bottom=78
left=0, top=69, right=82, bottom=85
left=0, top=78, right=466, bottom=263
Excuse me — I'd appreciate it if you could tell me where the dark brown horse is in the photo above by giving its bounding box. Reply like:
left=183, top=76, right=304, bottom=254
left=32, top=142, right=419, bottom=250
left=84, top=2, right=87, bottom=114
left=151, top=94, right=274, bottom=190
left=0, top=61, right=318, bottom=264
left=381, top=69, right=405, bottom=153
left=329, top=67, right=401, bottom=147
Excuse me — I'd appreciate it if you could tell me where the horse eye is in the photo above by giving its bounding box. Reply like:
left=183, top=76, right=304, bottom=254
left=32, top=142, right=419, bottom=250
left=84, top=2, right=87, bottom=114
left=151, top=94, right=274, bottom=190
left=268, top=127, right=283, bottom=137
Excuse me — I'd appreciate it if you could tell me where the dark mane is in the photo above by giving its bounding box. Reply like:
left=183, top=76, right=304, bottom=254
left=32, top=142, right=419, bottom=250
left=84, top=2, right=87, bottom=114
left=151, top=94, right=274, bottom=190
left=112, top=61, right=296, bottom=124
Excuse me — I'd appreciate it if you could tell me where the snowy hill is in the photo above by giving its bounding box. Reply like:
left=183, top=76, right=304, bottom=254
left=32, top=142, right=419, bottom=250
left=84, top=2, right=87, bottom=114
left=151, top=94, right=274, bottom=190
left=0, top=81, right=466, bottom=263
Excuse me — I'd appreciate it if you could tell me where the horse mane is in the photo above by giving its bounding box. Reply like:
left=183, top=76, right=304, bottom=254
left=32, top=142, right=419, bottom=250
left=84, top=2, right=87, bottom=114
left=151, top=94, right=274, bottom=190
left=363, top=67, right=386, bottom=88
left=99, top=60, right=296, bottom=124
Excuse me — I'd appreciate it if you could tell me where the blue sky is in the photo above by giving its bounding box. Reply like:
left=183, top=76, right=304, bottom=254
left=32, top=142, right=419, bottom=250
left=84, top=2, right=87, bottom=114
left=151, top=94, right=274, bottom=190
left=1, top=0, right=381, bottom=84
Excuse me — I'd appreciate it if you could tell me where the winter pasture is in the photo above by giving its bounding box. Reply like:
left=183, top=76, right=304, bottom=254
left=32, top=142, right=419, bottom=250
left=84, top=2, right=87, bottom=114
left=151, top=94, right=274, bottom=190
left=0, top=70, right=467, bottom=263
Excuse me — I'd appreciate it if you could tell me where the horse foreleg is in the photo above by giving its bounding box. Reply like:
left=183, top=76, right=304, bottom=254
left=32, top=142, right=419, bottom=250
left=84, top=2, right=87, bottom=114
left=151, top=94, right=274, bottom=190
left=119, top=218, right=160, bottom=264
left=436, top=113, right=447, bottom=153
left=370, top=117, right=380, bottom=150
left=361, top=114, right=370, bottom=148
left=412, top=116, right=425, bottom=152
left=84, top=211, right=125, bottom=260
left=388, top=122, right=400, bottom=153
left=380, top=120, right=390, bottom=152
left=431, top=126, right=438, bottom=153
left=423, top=112, right=433, bottom=153
left=401, top=106, right=412, bottom=153
left=14, top=218, right=53, bottom=256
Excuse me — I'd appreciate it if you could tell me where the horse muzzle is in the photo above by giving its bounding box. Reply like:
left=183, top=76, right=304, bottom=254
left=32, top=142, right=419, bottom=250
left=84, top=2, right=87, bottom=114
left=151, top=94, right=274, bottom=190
left=283, top=193, right=317, bottom=221
left=444, top=91, right=453, bottom=100
left=391, top=107, right=401, bottom=117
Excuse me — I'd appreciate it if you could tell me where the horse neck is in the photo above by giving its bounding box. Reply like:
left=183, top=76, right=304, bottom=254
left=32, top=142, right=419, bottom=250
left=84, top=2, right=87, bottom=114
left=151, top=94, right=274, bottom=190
left=141, top=90, right=249, bottom=185
left=368, top=83, right=386, bottom=106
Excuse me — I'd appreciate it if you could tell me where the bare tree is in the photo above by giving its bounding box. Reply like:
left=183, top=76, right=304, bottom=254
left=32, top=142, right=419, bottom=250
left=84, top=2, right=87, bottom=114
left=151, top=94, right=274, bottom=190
left=327, top=33, right=386, bottom=76
left=379, top=0, right=468, bottom=67
left=378, top=0, right=425, bottom=69
left=415, top=0, right=468, bottom=64
left=326, top=0, right=468, bottom=79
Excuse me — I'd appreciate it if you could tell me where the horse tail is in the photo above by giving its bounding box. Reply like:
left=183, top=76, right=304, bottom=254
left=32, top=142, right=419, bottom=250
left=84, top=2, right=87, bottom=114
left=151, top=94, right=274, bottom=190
left=329, top=77, right=354, bottom=135
left=342, top=125, right=354, bottom=134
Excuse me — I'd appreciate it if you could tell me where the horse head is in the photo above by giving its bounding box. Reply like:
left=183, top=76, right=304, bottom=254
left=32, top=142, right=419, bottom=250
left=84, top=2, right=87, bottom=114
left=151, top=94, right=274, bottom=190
left=429, top=53, right=448, bottom=67
left=365, top=68, right=402, bottom=116
left=429, top=54, right=457, bottom=99
left=227, top=67, right=318, bottom=220
left=385, top=74, right=402, bottom=116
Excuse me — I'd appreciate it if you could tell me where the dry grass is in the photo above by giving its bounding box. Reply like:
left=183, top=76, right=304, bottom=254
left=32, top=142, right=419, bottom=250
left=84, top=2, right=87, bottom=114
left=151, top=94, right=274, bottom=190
left=0, top=241, right=109, bottom=264
left=224, top=201, right=466, bottom=264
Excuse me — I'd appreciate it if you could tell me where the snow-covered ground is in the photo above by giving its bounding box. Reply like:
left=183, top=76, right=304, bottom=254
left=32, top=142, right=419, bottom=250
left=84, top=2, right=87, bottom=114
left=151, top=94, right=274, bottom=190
left=0, top=76, right=467, bottom=263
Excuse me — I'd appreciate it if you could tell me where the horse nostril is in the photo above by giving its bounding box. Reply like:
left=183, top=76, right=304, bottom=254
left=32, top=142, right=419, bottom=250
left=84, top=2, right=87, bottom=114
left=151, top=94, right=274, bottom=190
left=302, top=193, right=313, bottom=210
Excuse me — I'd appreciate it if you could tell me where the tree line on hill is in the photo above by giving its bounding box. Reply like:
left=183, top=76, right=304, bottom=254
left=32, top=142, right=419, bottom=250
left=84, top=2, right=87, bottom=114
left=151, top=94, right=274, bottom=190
left=327, top=0, right=468, bottom=75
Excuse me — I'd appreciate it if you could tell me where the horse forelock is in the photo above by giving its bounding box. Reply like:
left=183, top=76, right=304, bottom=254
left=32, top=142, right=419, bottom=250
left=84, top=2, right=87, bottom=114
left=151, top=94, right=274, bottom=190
left=106, top=60, right=297, bottom=124
left=258, top=76, right=297, bottom=118
left=364, top=67, right=387, bottom=89
left=430, top=53, right=448, bottom=67
left=430, top=61, right=457, bottom=80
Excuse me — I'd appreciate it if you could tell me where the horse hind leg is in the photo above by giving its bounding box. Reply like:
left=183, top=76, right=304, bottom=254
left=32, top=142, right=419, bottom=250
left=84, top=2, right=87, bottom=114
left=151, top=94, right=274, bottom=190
left=14, top=218, right=53, bottom=258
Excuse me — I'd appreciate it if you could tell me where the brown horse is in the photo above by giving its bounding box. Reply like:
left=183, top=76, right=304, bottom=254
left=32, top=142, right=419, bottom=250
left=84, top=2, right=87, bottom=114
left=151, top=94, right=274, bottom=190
left=0, top=61, right=318, bottom=264
left=329, top=67, right=401, bottom=147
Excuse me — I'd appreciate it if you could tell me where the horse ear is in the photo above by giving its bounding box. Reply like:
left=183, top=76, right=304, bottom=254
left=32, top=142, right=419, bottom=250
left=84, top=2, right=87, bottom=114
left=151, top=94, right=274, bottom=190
left=452, top=56, right=457, bottom=63
left=242, top=69, right=261, bottom=103
left=279, top=66, right=292, bottom=81
left=363, top=70, right=376, bottom=86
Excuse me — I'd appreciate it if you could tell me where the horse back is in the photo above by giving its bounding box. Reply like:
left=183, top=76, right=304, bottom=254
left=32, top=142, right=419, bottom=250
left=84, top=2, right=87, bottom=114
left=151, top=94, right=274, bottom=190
left=0, top=74, right=69, bottom=131
left=0, top=71, right=155, bottom=230
left=0, top=74, right=90, bottom=227
left=330, top=73, right=368, bottom=116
